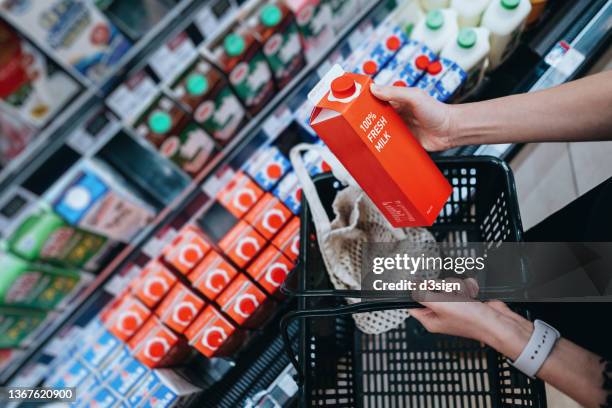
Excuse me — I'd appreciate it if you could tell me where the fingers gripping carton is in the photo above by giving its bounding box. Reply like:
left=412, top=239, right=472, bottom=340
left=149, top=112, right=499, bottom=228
left=307, top=65, right=451, bottom=227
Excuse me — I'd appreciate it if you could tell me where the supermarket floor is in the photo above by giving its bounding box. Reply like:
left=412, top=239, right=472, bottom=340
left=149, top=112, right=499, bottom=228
left=509, top=46, right=612, bottom=408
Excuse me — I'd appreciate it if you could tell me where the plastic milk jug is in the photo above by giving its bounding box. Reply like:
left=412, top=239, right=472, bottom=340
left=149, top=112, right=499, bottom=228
left=412, top=9, right=459, bottom=54
left=450, top=0, right=491, bottom=27
left=419, top=0, right=449, bottom=12
left=441, top=27, right=490, bottom=89
left=482, top=0, right=531, bottom=69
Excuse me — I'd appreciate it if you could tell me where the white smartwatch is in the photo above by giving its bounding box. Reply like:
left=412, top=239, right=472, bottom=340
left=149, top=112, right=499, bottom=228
left=507, top=319, right=560, bottom=378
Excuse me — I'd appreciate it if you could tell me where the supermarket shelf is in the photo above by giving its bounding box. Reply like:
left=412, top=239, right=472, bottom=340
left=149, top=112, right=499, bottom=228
left=0, top=0, right=202, bottom=200
left=0, top=0, right=386, bottom=386
left=472, top=0, right=612, bottom=159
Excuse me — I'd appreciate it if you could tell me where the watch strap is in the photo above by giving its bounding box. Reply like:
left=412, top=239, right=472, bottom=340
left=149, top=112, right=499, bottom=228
left=508, top=319, right=560, bottom=378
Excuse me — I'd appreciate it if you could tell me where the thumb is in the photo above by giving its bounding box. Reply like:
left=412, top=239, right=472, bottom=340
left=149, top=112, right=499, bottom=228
left=408, top=307, right=439, bottom=332
left=370, top=83, right=419, bottom=106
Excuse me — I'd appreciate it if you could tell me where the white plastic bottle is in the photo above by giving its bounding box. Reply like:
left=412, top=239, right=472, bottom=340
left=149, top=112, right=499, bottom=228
left=411, top=9, right=459, bottom=54
left=420, top=0, right=449, bottom=12
left=482, top=0, right=532, bottom=69
left=441, top=27, right=490, bottom=90
left=450, top=0, right=491, bottom=27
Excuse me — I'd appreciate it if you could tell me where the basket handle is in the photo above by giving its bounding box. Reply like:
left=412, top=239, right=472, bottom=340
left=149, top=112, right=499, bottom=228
left=280, top=299, right=423, bottom=385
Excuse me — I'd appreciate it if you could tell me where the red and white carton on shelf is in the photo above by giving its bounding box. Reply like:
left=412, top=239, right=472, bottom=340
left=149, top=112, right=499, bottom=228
left=130, top=261, right=177, bottom=308
left=184, top=305, right=241, bottom=358
left=162, top=225, right=211, bottom=275
left=188, top=250, right=238, bottom=301
left=244, top=193, right=292, bottom=240
left=128, top=317, right=190, bottom=368
left=106, top=294, right=152, bottom=342
left=218, top=220, right=267, bottom=268
left=308, top=65, right=451, bottom=227
left=155, top=282, right=206, bottom=334
left=246, top=245, right=294, bottom=296
left=272, top=217, right=300, bottom=262
left=216, top=274, right=268, bottom=328
left=216, top=171, right=264, bottom=218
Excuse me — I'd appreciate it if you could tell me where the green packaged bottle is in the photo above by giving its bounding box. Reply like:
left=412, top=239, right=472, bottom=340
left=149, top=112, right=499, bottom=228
left=6, top=211, right=108, bottom=270
left=0, top=252, right=80, bottom=310
left=0, top=307, right=46, bottom=348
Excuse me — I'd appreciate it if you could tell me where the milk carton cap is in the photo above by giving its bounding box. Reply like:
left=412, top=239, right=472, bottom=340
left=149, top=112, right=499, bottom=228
left=224, top=34, right=245, bottom=57
left=261, top=4, right=282, bottom=27
left=457, top=28, right=477, bottom=48
left=149, top=111, right=171, bottom=134
left=501, top=0, right=520, bottom=10
left=426, top=10, right=445, bottom=30
left=307, top=64, right=345, bottom=105
left=187, top=74, right=208, bottom=96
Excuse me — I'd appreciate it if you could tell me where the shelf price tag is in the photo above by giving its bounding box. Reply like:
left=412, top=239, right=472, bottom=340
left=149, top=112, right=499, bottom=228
left=149, top=32, right=197, bottom=84
left=194, top=0, right=238, bottom=41
left=106, top=71, right=158, bottom=124
left=262, top=106, right=293, bottom=140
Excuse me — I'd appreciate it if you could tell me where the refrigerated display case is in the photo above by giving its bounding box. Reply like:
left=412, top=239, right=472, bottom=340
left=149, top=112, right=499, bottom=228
left=0, top=0, right=610, bottom=406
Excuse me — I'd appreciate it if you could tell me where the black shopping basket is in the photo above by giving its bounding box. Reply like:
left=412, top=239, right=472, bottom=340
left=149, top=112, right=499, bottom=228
left=280, top=156, right=547, bottom=407
left=281, top=156, right=529, bottom=299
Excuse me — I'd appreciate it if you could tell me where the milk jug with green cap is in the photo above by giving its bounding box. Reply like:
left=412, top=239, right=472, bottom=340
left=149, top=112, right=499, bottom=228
left=482, top=0, right=531, bottom=69
left=450, top=0, right=491, bottom=27
left=441, top=27, right=490, bottom=90
left=411, top=9, right=459, bottom=54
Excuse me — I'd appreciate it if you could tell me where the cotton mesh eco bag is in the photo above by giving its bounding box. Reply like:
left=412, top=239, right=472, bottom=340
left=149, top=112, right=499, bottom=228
left=290, top=143, right=440, bottom=334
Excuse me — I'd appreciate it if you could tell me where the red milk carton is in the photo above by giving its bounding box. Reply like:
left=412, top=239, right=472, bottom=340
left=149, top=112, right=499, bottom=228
left=216, top=274, right=268, bottom=328
left=131, top=261, right=177, bottom=308
left=247, top=245, right=294, bottom=296
left=155, top=282, right=206, bottom=334
left=128, top=317, right=190, bottom=368
left=244, top=193, right=292, bottom=240
left=272, top=216, right=300, bottom=262
left=308, top=65, right=451, bottom=227
left=162, top=225, right=211, bottom=275
left=216, top=171, right=264, bottom=218
left=218, top=220, right=267, bottom=268
left=106, top=294, right=152, bottom=342
left=184, top=305, right=241, bottom=358
left=188, top=250, right=238, bottom=301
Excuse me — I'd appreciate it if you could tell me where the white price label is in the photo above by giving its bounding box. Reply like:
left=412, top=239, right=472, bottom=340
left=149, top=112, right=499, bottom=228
left=150, top=32, right=197, bottom=83
left=262, top=106, right=293, bottom=140
left=106, top=71, right=158, bottom=123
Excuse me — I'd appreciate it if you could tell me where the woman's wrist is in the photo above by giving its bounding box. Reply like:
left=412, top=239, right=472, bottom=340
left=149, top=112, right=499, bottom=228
left=482, top=310, right=534, bottom=360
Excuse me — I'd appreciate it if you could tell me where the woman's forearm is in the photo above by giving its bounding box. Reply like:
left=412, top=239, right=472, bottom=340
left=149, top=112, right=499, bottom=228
left=486, top=313, right=607, bottom=408
left=448, top=70, right=612, bottom=148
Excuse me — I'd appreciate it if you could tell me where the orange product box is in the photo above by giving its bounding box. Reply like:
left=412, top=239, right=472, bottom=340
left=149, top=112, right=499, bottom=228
left=162, top=224, right=211, bottom=275
left=272, top=216, right=300, bottom=262
left=307, top=65, right=452, bottom=227
left=216, top=171, right=264, bottom=218
left=106, top=294, right=152, bottom=342
left=218, top=220, right=267, bottom=268
left=184, top=305, right=241, bottom=358
left=216, top=274, right=267, bottom=328
left=130, top=261, right=177, bottom=308
left=128, top=317, right=191, bottom=368
left=188, top=250, right=238, bottom=301
left=155, top=282, right=206, bottom=334
left=246, top=245, right=294, bottom=296
left=244, top=193, right=292, bottom=240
